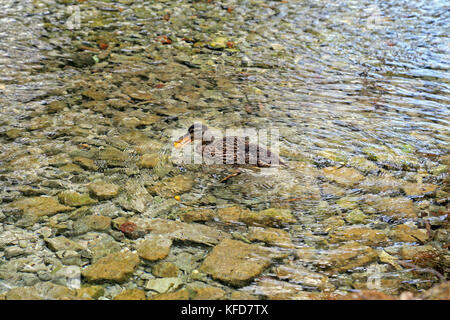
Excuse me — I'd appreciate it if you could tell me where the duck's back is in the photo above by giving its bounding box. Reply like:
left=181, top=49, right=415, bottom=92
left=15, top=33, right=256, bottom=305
left=200, top=136, right=283, bottom=167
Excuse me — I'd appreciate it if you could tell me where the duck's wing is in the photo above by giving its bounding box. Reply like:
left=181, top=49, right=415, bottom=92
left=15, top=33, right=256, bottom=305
left=203, top=137, right=286, bottom=166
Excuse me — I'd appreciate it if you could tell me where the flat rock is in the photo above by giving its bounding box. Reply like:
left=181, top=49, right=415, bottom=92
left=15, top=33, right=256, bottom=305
left=86, top=234, right=122, bottom=262
left=322, top=166, right=365, bottom=187
left=217, top=206, right=247, bottom=223
left=73, top=156, right=99, bottom=171
left=96, top=147, right=127, bottom=167
left=152, top=262, right=180, bottom=278
left=82, top=251, right=140, bottom=283
left=391, top=224, right=429, bottom=243
left=146, top=175, right=194, bottom=198
left=364, top=195, right=417, bottom=218
left=114, top=289, right=147, bottom=300
left=82, top=215, right=112, bottom=231
left=253, top=278, right=321, bottom=300
left=146, top=277, right=183, bottom=293
left=179, top=208, right=215, bottom=223
left=329, top=227, right=388, bottom=245
left=240, top=208, right=296, bottom=227
left=200, top=239, right=287, bottom=286
left=45, top=236, right=84, bottom=252
left=7, top=196, right=72, bottom=218
left=323, top=242, right=378, bottom=273
left=138, top=153, right=159, bottom=169
left=273, top=263, right=331, bottom=289
left=136, top=218, right=231, bottom=246
left=149, top=289, right=189, bottom=300
left=58, top=191, right=97, bottom=207
left=402, top=183, right=438, bottom=196
left=117, top=179, right=152, bottom=213
left=190, top=286, right=226, bottom=300
left=137, top=235, right=173, bottom=261
left=247, top=227, right=294, bottom=248
left=88, top=181, right=120, bottom=200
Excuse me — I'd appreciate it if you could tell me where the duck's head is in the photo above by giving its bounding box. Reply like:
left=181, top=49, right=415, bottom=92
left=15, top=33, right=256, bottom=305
left=174, top=123, right=212, bottom=148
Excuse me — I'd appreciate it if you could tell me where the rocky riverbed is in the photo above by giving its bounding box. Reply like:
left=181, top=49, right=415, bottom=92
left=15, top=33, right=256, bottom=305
left=0, top=0, right=449, bottom=299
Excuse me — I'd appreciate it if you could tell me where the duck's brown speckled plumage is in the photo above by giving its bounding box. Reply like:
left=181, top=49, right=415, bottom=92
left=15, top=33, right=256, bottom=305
left=175, top=124, right=287, bottom=167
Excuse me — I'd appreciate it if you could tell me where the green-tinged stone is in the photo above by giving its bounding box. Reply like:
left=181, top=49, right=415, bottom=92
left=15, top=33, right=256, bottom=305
left=82, top=251, right=140, bottom=283
left=345, top=209, right=368, bottom=224
left=7, top=196, right=72, bottom=218
left=58, top=191, right=97, bottom=207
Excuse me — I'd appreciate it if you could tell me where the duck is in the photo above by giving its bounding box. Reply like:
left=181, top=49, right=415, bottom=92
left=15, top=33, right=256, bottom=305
left=174, top=123, right=287, bottom=170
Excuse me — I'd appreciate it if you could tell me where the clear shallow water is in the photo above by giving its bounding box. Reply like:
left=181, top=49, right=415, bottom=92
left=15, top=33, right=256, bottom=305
left=0, top=0, right=448, bottom=299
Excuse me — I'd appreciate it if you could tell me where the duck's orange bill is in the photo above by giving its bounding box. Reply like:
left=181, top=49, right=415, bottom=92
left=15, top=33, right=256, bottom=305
left=174, top=134, right=191, bottom=149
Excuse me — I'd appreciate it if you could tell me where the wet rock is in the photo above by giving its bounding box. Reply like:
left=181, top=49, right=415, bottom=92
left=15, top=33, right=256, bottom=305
left=4, top=247, right=25, bottom=259
left=137, top=236, right=173, bottom=262
left=146, top=175, right=194, bottom=198
left=96, top=147, right=127, bottom=167
left=402, top=183, right=438, bottom=196
left=349, top=156, right=379, bottom=172
left=114, top=289, right=147, bottom=300
left=247, top=226, right=294, bottom=248
left=152, top=262, right=180, bottom=278
left=322, top=166, right=365, bottom=187
left=138, top=218, right=231, bottom=246
left=378, top=250, right=402, bottom=270
left=364, top=195, right=417, bottom=219
left=5, top=128, right=23, bottom=140
left=138, top=153, right=160, bottom=169
left=418, top=281, right=450, bottom=300
left=60, top=163, right=84, bottom=173
left=70, top=52, right=96, bottom=68
left=46, top=100, right=67, bottom=114
left=324, top=242, right=378, bottom=273
left=118, top=221, right=145, bottom=240
left=399, top=245, right=437, bottom=260
left=323, top=216, right=346, bottom=228
left=122, top=85, right=153, bottom=101
left=117, top=179, right=152, bottom=213
left=149, top=289, right=189, bottom=300
left=345, top=209, right=368, bottom=224
left=208, top=37, right=229, bottom=50
left=82, top=251, right=140, bottom=283
left=7, top=196, right=72, bottom=218
left=391, top=224, right=429, bottom=243
left=217, top=206, right=247, bottom=223
left=73, top=156, right=99, bottom=171
left=81, top=88, right=107, bottom=101
left=336, top=196, right=361, bottom=210
left=4, top=287, right=40, bottom=300
left=200, top=239, right=287, bottom=286
left=86, top=234, right=122, bottom=262
left=88, top=182, right=120, bottom=200
left=189, top=286, right=226, bottom=300
left=146, top=277, right=183, bottom=293
left=179, top=208, right=215, bottom=223
left=82, top=215, right=112, bottom=232
left=228, top=291, right=257, bottom=300
left=359, top=176, right=405, bottom=193
left=338, top=290, right=396, bottom=300
left=58, top=191, right=97, bottom=207
left=240, top=208, right=296, bottom=227
left=6, top=283, right=80, bottom=300
left=274, top=264, right=331, bottom=289
left=45, top=236, right=84, bottom=252
left=253, top=278, right=320, bottom=300
left=76, top=286, right=104, bottom=300
left=329, top=227, right=388, bottom=245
